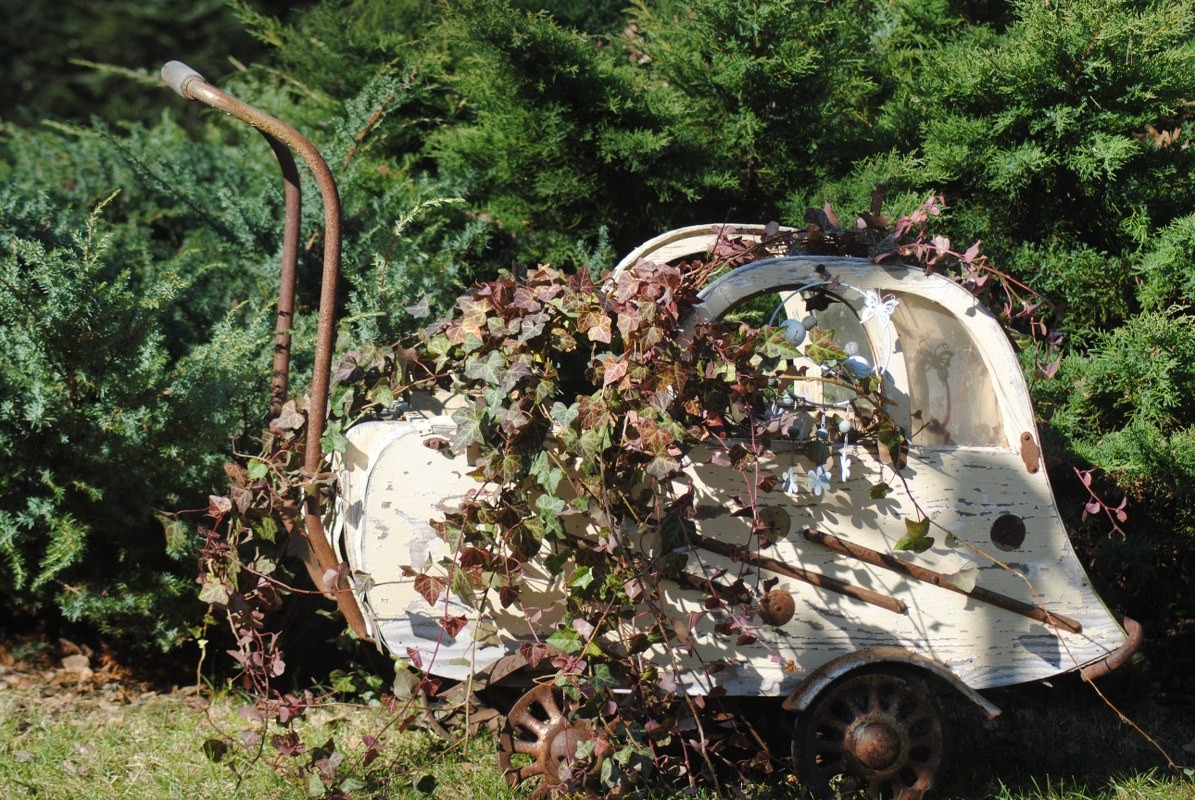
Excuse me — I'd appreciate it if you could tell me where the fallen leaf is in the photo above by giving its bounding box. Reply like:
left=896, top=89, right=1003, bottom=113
left=61, top=654, right=94, bottom=681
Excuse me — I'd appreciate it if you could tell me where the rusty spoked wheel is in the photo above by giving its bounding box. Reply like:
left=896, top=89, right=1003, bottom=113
left=497, top=683, right=599, bottom=799
left=794, top=670, right=946, bottom=799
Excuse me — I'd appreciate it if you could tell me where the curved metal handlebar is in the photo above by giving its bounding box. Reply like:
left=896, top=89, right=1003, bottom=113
left=164, top=62, right=302, bottom=420
left=160, top=60, right=340, bottom=454
left=161, top=61, right=369, bottom=641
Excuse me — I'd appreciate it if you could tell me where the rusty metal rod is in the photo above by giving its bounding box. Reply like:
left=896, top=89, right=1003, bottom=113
left=162, top=61, right=340, bottom=468
left=1080, top=615, right=1141, bottom=681
left=688, top=531, right=908, bottom=615
left=673, top=569, right=750, bottom=603
left=161, top=61, right=369, bottom=642
left=262, top=134, right=300, bottom=419
left=802, top=528, right=1082, bottom=634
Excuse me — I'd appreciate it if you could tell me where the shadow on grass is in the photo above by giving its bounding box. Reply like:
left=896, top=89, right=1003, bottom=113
left=936, top=668, right=1194, bottom=799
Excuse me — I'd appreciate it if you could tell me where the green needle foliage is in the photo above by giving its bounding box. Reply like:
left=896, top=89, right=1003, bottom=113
left=0, top=192, right=265, bottom=647
left=0, top=108, right=310, bottom=646
left=1, top=0, right=1195, bottom=679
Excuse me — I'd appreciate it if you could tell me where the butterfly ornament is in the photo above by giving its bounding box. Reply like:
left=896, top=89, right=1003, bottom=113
left=858, top=289, right=898, bottom=330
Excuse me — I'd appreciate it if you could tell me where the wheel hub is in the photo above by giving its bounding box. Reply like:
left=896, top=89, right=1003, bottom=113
left=793, top=671, right=946, bottom=799
left=848, top=721, right=902, bottom=770
left=548, top=719, right=594, bottom=767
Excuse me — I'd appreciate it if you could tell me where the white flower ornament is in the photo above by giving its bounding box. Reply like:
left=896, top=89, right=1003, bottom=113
left=781, top=466, right=802, bottom=497
left=806, top=466, right=832, bottom=497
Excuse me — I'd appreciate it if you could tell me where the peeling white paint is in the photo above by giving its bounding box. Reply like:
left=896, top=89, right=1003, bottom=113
left=334, top=236, right=1131, bottom=696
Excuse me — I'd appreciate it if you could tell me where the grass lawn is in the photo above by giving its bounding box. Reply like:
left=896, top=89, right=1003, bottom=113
left=1, top=637, right=1193, bottom=800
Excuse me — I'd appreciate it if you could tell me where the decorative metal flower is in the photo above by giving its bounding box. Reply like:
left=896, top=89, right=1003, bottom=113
left=781, top=466, right=803, bottom=497
left=839, top=441, right=852, bottom=483
left=806, top=465, right=832, bottom=497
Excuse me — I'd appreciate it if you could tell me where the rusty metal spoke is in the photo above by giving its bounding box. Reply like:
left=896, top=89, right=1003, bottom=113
left=497, top=684, right=599, bottom=799
left=794, top=670, right=946, bottom=799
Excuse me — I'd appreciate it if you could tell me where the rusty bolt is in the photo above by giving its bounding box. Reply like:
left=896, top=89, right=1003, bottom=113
left=758, top=588, right=796, bottom=626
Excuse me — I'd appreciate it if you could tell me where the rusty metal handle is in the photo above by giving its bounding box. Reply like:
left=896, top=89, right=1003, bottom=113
left=163, top=63, right=302, bottom=418
left=161, top=61, right=370, bottom=641
left=1080, top=615, right=1143, bottom=681
left=160, top=60, right=339, bottom=449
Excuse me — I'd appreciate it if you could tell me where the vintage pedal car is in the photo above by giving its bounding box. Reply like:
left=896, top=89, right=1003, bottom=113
left=163, top=62, right=1141, bottom=799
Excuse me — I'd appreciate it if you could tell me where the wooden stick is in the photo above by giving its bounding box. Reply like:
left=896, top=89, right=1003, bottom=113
left=802, top=529, right=1082, bottom=634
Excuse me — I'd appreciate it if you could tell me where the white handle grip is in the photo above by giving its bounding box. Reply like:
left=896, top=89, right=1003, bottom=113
left=161, top=61, right=206, bottom=99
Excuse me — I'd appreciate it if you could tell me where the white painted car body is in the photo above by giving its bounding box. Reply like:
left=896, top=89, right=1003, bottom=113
left=330, top=225, right=1134, bottom=702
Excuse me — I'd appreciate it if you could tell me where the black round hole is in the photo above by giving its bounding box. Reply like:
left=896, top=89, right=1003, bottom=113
left=990, top=514, right=1027, bottom=551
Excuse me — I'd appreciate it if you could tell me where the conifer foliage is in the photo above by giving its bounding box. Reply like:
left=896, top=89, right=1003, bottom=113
left=2, top=0, right=1195, bottom=664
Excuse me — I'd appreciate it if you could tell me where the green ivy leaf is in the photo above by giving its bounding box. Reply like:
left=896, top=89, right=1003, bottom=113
left=877, top=425, right=907, bottom=470
left=321, top=419, right=350, bottom=456
left=247, top=460, right=269, bottom=480
left=868, top=483, right=891, bottom=499
left=895, top=534, right=935, bottom=553
left=450, top=565, right=476, bottom=609
left=464, top=350, right=506, bottom=386
left=533, top=377, right=558, bottom=405
left=330, top=382, right=354, bottom=417
left=535, top=494, right=567, bottom=537
left=807, top=330, right=848, bottom=364
left=514, top=519, right=545, bottom=561
left=896, top=517, right=933, bottom=552
left=578, top=424, right=612, bottom=461
left=483, top=384, right=507, bottom=415
left=546, top=625, right=582, bottom=654
left=160, top=515, right=189, bottom=558
left=904, top=516, right=931, bottom=539
left=460, top=329, right=484, bottom=354
left=646, top=455, right=681, bottom=479
left=575, top=739, right=598, bottom=761
left=451, top=405, right=485, bottom=452
left=762, top=328, right=802, bottom=359
left=370, top=383, right=395, bottom=408
left=339, top=778, right=367, bottom=794
left=550, top=401, right=579, bottom=430
left=199, top=573, right=230, bottom=605
left=425, top=334, right=453, bottom=360
left=252, top=556, right=277, bottom=576
left=518, top=312, right=547, bottom=343
left=330, top=669, right=359, bottom=693
left=569, top=566, right=594, bottom=590
left=490, top=451, right=523, bottom=484
left=255, top=516, right=278, bottom=543
left=530, top=450, right=564, bottom=494
left=590, top=662, right=619, bottom=691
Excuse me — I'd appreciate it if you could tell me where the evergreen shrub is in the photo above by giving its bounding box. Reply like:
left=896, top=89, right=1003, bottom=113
left=0, top=193, right=265, bottom=647
left=3, top=0, right=1195, bottom=667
